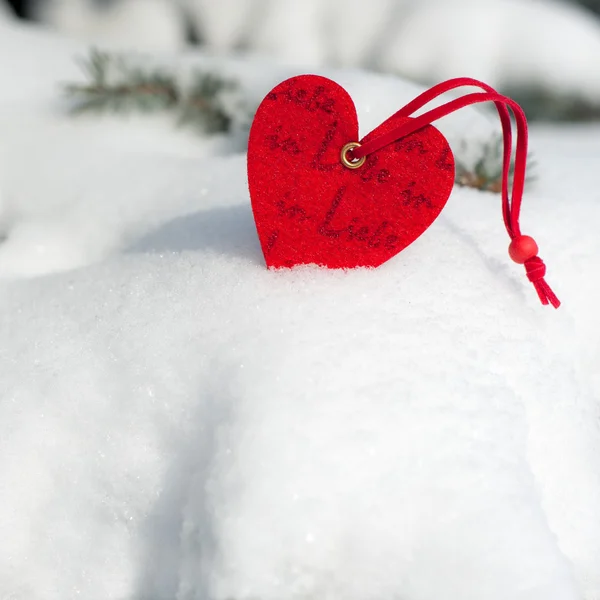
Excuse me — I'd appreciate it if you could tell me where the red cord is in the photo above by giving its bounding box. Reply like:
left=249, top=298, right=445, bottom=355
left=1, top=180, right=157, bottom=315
left=351, top=78, right=560, bottom=308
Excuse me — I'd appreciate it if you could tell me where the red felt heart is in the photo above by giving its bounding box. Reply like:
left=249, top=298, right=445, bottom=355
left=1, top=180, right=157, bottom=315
left=247, top=75, right=455, bottom=269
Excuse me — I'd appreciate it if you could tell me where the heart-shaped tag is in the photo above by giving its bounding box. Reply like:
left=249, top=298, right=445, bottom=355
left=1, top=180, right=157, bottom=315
left=247, top=74, right=456, bottom=269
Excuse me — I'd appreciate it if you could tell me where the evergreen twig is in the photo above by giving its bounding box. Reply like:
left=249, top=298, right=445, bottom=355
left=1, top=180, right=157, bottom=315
left=179, top=71, right=238, bottom=134
left=455, top=133, right=536, bottom=193
left=505, top=84, right=600, bottom=122
left=64, top=48, right=244, bottom=134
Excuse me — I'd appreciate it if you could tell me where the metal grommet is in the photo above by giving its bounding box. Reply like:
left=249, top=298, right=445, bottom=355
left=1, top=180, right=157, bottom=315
left=340, top=142, right=366, bottom=169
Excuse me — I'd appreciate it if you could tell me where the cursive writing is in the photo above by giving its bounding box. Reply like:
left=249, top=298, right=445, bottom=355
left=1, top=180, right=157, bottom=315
left=276, top=197, right=313, bottom=222
left=283, top=85, right=335, bottom=114
left=399, top=181, right=433, bottom=209
left=318, top=187, right=399, bottom=249
left=266, top=126, right=302, bottom=155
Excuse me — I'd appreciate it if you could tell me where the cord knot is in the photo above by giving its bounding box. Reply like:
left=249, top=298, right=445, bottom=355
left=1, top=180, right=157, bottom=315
left=524, top=256, right=546, bottom=282
left=524, top=256, right=560, bottom=308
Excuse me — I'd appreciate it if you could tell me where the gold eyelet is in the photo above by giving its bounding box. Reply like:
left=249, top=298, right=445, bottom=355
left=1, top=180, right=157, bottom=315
left=340, top=142, right=366, bottom=169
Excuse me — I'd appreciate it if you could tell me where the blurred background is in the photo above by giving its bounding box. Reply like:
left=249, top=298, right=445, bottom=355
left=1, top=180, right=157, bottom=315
left=2, top=0, right=600, bottom=120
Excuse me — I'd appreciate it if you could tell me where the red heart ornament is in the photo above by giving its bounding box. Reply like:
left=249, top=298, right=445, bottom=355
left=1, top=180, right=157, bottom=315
left=247, top=75, right=455, bottom=269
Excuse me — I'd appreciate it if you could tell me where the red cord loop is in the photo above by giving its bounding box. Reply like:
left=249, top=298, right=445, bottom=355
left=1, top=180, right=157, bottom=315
left=353, top=77, right=560, bottom=308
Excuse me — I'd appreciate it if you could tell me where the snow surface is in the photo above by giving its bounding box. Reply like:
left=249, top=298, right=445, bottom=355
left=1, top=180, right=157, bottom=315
left=381, top=0, right=600, bottom=101
left=1, top=17, right=600, bottom=600
left=27, top=0, right=600, bottom=101
left=31, top=0, right=187, bottom=51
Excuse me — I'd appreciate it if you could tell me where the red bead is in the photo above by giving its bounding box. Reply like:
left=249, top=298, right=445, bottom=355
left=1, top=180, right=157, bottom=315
left=509, top=235, right=539, bottom=264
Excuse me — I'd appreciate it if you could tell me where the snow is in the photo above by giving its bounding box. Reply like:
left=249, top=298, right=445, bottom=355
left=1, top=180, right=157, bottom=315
left=31, top=0, right=187, bottom=51
left=381, top=0, right=600, bottom=101
left=27, top=0, right=600, bottom=102
left=1, top=17, right=600, bottom=600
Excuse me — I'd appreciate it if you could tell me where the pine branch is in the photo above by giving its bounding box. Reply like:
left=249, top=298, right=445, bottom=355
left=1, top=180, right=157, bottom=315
left=455, top=133, right=536, bottom=193
left=178, top=71, right=237, bottom=134
left=504, top=84, right=600, bottom=122
left=64, top=48, right=245, bottom=134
